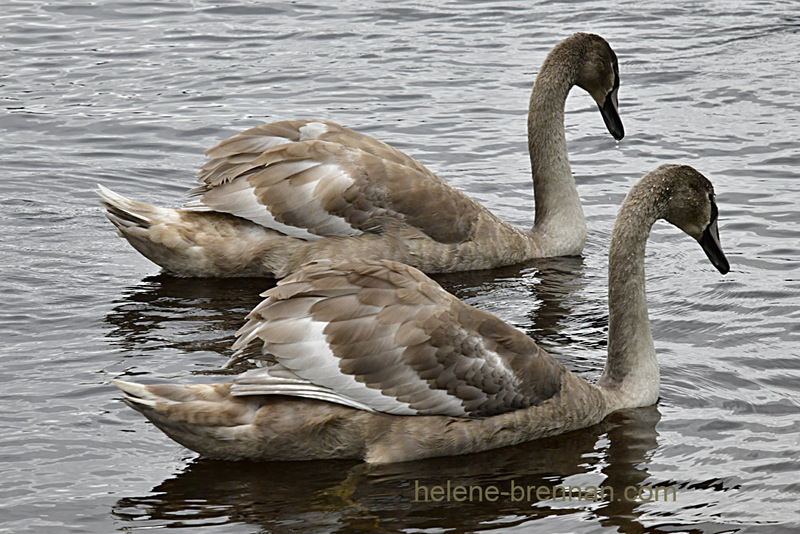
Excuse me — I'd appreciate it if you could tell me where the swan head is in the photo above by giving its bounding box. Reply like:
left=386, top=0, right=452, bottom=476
left=656, top=164, right=731, bottom=274
left=571, top=33, right=625, bottom=141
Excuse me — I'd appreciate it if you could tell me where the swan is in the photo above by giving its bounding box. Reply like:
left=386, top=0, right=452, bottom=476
left=99, top=32, right=623, bottom=278
left=113, top=164, right=729, bottom=463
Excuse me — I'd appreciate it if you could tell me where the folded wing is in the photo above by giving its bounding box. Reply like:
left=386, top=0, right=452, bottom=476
left=193, top=120, right=483, bottom=243
left=230, top=259, right=567, bottom=418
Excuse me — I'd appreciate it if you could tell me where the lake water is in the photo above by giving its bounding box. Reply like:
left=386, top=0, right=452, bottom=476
left=1, top=1, right=799, bottom=532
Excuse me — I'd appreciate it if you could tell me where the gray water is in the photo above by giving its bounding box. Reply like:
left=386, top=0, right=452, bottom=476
left=1, top=1, right=799, bottom=532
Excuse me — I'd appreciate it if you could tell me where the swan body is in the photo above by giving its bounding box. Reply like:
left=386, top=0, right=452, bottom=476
left=114, top=164, right=729, bottom=464
left=100, top=32, right=623, bottom=278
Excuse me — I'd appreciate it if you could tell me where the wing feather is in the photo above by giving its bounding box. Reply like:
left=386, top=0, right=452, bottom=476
left=232, top=259, right=567, bottom=418
left=192, top=120, right=483, bottom=243
left=231, top=367, right=380, bottom=413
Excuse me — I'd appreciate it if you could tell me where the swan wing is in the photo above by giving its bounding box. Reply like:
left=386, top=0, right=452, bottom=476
left=192, top=120, right=482, bottom=243
left=230, top=259, right=567, bottom=418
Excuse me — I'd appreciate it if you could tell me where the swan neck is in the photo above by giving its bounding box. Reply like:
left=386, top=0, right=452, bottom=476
left=597, top=189, right=663, bottom=409
left=526, top=52, right=583, bottom=248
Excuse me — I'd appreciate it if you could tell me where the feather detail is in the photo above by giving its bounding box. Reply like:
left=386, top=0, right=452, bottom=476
left=231, top=259, right=567, bottom=418
left=193, top=121, right=481, bottom=244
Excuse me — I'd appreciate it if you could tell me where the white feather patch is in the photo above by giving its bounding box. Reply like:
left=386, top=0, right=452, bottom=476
left=266, top=318, right=418, bottom=415
left=198, top=179, right=319, bottom=240
left=199, top=165, right=361, bottom=240
left=230, top=367, right=378, bottom=412
left=298, top=121, right=329, bottom=140
left=263, top=317, right=471, bottom=417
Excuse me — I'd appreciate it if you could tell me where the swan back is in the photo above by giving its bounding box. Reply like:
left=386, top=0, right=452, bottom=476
left=194, top=120, right=487, bottom=244
left=230, top=259, right=569, bottom=418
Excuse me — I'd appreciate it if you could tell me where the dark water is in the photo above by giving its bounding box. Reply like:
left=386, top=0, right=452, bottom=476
left=2, top=1, right=799, bottom=532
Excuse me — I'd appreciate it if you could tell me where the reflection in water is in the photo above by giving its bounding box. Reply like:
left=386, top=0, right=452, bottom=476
left=3, top=0, right=798, bottom=530
left=113, top=407, right=664, bottom=533
left=104, top=274, right=274, bottom=364
left=107, top=258, right=654, bottom=531
left=434, top=256, right=590, bottom=342
left=437, top=255, right=606, bottom=378
left=104, top=256, right=602, bottom=376
left=107, top=260, right=747, bottom=531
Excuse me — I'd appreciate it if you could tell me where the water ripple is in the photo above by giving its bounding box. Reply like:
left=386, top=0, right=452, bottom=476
left=1, top=0, right=799, bottom=532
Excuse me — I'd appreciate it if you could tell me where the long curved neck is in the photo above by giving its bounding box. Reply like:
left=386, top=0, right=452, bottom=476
left=597, top=185, right=664, bottom=410
left=527, top=50, right=585, bottom=253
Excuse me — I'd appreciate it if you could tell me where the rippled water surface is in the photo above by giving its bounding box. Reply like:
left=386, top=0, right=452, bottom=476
left=2, top=1, right=799, bottom=532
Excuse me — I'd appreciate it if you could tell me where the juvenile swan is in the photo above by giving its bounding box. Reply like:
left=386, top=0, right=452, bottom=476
left=113, top=165, right=729, bottom=463
left=99, top=32, right=623, bottom=278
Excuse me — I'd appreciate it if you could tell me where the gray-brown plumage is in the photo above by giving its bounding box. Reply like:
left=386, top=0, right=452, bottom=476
left=114, top=164, right=730, bottom=464
left=99, top=32, right=623, bottom=278
left=230, top=259, right=565, bottom=418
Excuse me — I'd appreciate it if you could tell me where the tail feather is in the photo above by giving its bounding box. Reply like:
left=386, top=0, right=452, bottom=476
left=97, top=185, right=294, bottom=277
left=112, top=379, right=160, bottom=408
left=111, top=378, right=366, bottom=461
left=112, top=378, right=256, bottom=434
left=112, top=379, right=233, bottom=407
left=112, top=378, right=263, bottom=459
left=97, top=185, right=170, bottom=232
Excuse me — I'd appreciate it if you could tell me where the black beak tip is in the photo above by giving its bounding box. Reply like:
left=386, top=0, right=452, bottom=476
left=700, top=223, right=730, bottom=275
left=600, top=95, right=624, bottom=141
left=714, top=258, right=730, bottom=275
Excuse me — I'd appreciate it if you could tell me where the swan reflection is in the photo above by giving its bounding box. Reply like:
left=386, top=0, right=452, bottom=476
left=113, top=407, right=663, bottom=533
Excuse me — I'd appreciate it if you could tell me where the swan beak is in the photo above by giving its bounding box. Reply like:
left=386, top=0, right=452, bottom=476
left=600, top=86, right=624, bottom=141
left=699, top=218, right=730, bottom=274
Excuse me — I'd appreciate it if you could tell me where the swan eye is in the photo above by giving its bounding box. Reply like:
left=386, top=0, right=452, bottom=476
left=708, top=193, right=718, bottom=224
left=611, top=63, right=619, bottom=90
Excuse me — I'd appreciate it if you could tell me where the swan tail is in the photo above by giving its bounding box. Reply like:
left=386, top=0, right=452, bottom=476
left=98, top=185, right=173, bottom=231
left=111, top=379, right=365, bottom=461
left=112, top=379, right=268, bottom=459
left=98, top=185, right=297, bottom=277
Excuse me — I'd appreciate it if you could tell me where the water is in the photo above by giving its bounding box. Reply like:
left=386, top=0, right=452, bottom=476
left=1, top=0, right=799, bottom=532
